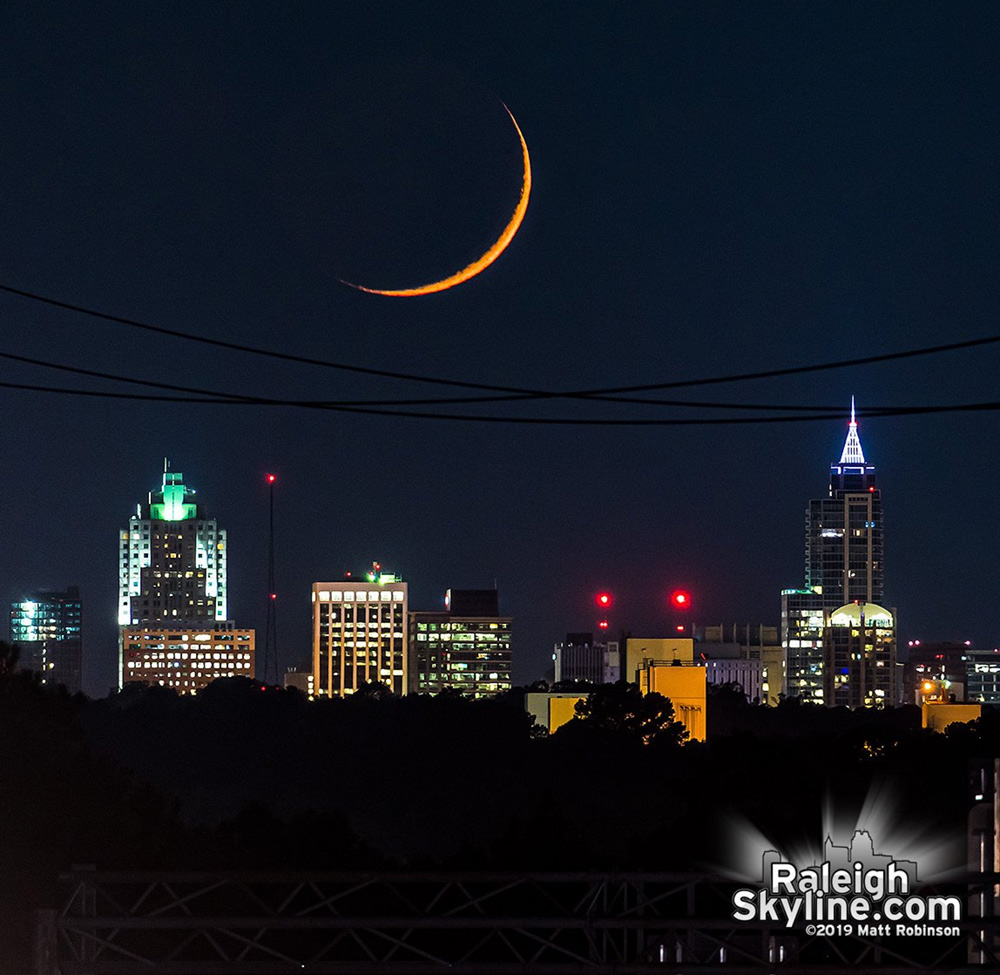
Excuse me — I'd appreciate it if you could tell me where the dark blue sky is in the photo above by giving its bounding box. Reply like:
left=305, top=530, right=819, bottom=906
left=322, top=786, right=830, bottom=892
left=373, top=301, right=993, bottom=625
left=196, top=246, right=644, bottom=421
left=1, top=2, right=997, bottom=695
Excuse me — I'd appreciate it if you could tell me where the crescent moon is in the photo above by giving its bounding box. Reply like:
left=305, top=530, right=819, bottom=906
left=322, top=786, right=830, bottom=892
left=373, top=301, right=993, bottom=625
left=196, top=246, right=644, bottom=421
left=341, top=104, right=531, bottom=297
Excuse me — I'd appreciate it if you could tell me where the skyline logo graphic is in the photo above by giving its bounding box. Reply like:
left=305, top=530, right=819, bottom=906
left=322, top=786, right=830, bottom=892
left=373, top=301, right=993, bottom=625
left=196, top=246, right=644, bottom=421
left=732, top=829, right=961, bottom=937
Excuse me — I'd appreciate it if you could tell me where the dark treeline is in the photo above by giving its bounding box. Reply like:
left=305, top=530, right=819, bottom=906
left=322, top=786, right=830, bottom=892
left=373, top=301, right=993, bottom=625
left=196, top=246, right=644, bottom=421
left=1, top=651, right=996, bottom=966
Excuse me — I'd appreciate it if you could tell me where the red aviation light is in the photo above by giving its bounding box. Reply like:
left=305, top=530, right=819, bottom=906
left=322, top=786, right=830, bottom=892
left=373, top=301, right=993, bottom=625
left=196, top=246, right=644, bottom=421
left=597, top=619, right=610, bottom=630
left=671, top=590, right=691, bottom=609
left=266, top=473, right=276, bottom=484
left=596, top=592, right=612, bottom=608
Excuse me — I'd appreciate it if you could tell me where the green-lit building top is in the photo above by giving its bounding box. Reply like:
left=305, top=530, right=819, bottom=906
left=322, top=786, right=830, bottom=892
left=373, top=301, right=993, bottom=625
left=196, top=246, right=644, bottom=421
left=144, top=470, right=203, bottom=521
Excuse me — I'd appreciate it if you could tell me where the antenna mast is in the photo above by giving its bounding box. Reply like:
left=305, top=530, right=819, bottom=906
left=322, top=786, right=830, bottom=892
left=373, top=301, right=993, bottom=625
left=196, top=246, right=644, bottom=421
left=263, top=473, right=279, bottom=684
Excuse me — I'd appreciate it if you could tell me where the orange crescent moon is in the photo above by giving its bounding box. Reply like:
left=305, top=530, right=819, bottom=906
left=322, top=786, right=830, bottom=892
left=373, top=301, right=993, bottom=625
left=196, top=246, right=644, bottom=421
left=341, top=104, right=531, bottom=297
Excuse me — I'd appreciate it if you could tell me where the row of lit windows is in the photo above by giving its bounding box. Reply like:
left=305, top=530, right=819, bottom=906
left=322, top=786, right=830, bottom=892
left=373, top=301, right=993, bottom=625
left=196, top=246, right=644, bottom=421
left=129, top=650, right=251, bottom=660
left=319, top=642, right=405, bottom=651
left=128, top=661, right=250, bottom=671
left=320, top=630, right=404, bottom=638
left=327, top=668, right=405, bottom=677
left=414, top=633, right=507, bottom=643
left=127, top=632, right=250, bottom=641
left=414, top=622, right=506, bottom=632
left=315, top=590, right=405, bottom=603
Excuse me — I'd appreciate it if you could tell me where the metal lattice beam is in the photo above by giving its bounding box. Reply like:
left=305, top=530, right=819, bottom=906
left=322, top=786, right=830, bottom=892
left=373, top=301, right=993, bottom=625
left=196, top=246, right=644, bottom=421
left=35, top=869, right=1000, bottom=974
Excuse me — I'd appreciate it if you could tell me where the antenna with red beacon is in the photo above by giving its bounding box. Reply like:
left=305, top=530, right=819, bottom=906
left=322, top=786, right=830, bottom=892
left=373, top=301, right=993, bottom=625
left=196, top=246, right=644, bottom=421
left=595, top=591, right=612, bottom=631
left=670, top=589, right=691, bottom=635
left=262, top=472, right=279, bottom=685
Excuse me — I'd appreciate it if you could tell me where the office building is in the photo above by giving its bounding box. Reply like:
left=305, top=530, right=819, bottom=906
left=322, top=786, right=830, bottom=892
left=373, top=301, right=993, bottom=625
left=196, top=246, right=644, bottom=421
left=312, top=569, right=408, bottom=696
left=964, top=649, right=1000, bottom=704
left=822, top=602, right=897, bottom=708
left=905, top=640, right=970, bottom=703
left=120, top=626, right=254, bottom=693
left=410, top=589, right=512, bottom=698
left=119, top=463, right=253, bottom=692
left=119, top=464, right=227, bottom=630
left=805, top=399, right=883, bottom=607
left=9, top=586, right=83, bottom=693
left=552, top=632, right=619, bottom=685
left=695, top=623, right=784, bottom=704
left=782, top=402, right=896, bottom=705
left=782, top=587, right=826, bottom=702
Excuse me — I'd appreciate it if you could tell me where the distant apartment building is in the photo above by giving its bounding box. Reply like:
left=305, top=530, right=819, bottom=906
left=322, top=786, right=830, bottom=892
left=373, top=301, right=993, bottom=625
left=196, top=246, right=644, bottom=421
left=409, top=589, right=511, bottom=698
left=118, top=462, right=254, bottom=692
left=10, top=586, right=83, bottom=693
left=552, top=632, right=619, bottom=685
left=312, top=569, right=408, bottom=696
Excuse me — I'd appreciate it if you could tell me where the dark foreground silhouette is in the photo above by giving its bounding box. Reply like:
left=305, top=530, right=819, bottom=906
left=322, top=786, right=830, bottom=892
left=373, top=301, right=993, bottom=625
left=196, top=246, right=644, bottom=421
left=0, top=650, right=991, bottom=967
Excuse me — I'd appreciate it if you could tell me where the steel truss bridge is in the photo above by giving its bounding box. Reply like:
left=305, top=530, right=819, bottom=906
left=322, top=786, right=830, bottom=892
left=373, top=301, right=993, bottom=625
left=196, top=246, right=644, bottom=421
left=34, top=869, right=1000, bottom=974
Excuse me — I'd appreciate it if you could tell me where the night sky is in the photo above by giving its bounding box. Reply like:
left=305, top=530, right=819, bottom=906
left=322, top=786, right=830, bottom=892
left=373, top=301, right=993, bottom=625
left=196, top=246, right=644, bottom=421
left=1, top=2, right=998, bottom=697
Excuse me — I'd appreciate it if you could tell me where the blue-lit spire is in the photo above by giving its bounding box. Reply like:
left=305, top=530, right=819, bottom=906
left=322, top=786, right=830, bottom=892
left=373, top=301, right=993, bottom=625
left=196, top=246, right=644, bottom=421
left=839, top=396, right=866, bottom=464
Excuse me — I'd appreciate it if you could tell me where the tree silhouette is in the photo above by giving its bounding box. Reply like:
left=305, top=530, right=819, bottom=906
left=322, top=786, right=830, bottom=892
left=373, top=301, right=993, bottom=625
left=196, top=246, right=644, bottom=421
left=571, top=682, right=688, bottom=746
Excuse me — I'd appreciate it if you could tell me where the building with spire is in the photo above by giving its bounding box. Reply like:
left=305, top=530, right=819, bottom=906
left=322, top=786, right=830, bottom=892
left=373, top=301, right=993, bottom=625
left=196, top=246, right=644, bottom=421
left=118, top=462, right=254, bottom=692
left=782, top=402, right=897, bottom=705
left=806, top=398, right=883, bottom=607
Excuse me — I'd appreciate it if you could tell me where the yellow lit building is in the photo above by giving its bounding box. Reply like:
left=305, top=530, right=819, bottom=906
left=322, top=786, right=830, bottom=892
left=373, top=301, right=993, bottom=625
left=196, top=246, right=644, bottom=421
left=525, top=692, right=584, bottom=733
left=624, top=637, right=693, bottom=683
left=922, top=702, right=981, bottom=732
left=121, top=626, right=255, bottom=693
left=638, top=661, right=707, bottom=741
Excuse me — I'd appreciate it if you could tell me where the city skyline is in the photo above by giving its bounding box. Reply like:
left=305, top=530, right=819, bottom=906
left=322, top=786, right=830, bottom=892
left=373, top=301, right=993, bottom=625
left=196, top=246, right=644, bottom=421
left=1, top=3, right=998, bottom=698
left=0, top=399, right=985, bottom=699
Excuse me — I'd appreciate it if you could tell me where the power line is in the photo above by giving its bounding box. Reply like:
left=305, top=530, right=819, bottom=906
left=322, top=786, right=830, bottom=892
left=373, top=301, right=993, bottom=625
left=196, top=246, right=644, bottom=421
left=0, top=348, right=899, bottom=413
left=3, top=377, right=999, bottom=426
left=0, top=283, right=535, bottom=394
left=2, top=282, right=998, bottom=403
left=0, top=347, right=976, bottom=416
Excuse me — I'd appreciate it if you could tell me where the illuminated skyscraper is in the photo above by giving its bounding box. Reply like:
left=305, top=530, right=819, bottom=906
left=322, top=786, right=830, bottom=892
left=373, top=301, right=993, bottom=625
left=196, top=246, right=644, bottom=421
left=312, top=568, right=408, bottom=696
left=10, top=586, right=83, bottom=693
left=805, top=398, right=883, bottom=607
left=784, top=402, right=891, bottom=702
left=118, top=463, right=227, bottom=629
left=118, top=463, right=252, bottom=692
